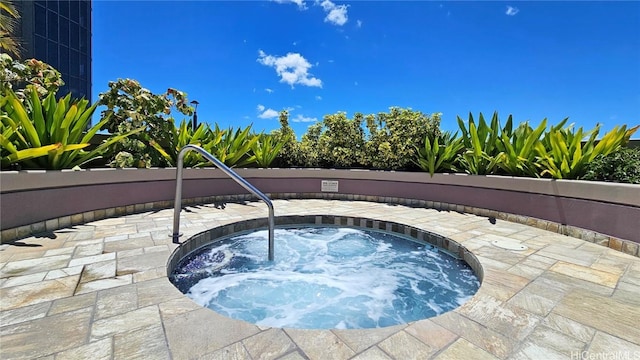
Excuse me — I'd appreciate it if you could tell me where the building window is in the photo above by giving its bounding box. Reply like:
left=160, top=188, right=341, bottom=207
left=47, top=41, right=58, bottom=66
left=35, top=5, right=47, bottom=36
left=60, top=19, right=69, bottom=46
left=70, top=50, right=79, bottom=77
left=70, top=22, right=79, bottom=50
left=35, top=35, right=47, bottom=61
left=59, top=0, right=69, bottom=19
left=79, top=29, right=87, bottom=54
left=79, top=1, right=88, bottom=27
left=59, top=46, right=69, bottom=75
left=47, top=11, right=58, bottom=42
left=47, top=0, right=58, bottom=12
left=70, top=0, right=79, bottom=23
left=79, top=55, right=86, bottom=77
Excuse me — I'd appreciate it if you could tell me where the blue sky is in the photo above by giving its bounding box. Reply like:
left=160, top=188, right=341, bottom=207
left=93, top=1, right=640, bottom=137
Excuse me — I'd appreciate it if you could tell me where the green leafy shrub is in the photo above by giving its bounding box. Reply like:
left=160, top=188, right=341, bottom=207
left=1, top=86, right=140, bottom=170
left=209, top=125, right=259, bottom=167
left=495, top=117, right=548, bottom=177
left=270, top=110, right=302, bottom=167
left=366, top=107, right=441, bottom=170
left=251, top=133, right=286, bottom=168
left=536, top=123, right=638, bottom=179
left=0, top=54, right=64, bottom=100
left=315, top=112, right=367, bottom=168
left=150, top=120, right=219, bottom=168
left=456, top=112, right=503, bottom=175
left=582, top=146, right=640, bottom=184
left=415, top=131, right=464, bottom=176
left=98, top=79, right=193, bottom=168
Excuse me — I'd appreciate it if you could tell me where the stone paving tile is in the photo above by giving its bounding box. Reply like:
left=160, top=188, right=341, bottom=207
left=55, top=337, right=112, bottom=360
left=91, top=305, right=162, bottom=340
left=0, top=301, right=51, bottom=327
left=510, top=325, right=585, bottom=359
left=378, top=330, right=437, bottom=360
left=73, top=243, right=104, bottom=257
left=457, top=294, right=541, bottom=341
left=113, top=324, right=171, bottom=359
left=1, top=270, right=47, bottom=288
left=117, top=249, right=170, bottom=275
left=535, top=271, right=614, bottom=297
left=349, top=346, right=393, bottom=360
left=549, top=261, right=620, bottom=288
left=0, top=275, right=79, bottom=311
left=47, top=291, right=96, bottom=315
left=68, top=252, right=116, bottom=267
left=0, top=307, right=92, bottom=359
left=506, top=286, right=559, bottom=317
left=136, top=277, right=184, bottom=307
left=541, top=313, right=595, bottom=344
left=432, top=312, right=517, bottom=359
left=587, top=331, right=640, bottom=355
left=0, top=254, right=70, bottom=278
left=285, top=328, right=355, bottom=360
left=157, top=296, right=203, bottom=319
left=75, top=274, right=132, bottom=295
left=198, top=342, right=252, bottom=360
left=332, top=324, right=406, bottom=353
left=94, top=284, right=138, bottom=320
left=79, top=260, right=116, bottom=283
left=553, top=289, right=640, bottom=344
left=434, top=338, right=499, bottom=360
left=242, top=328, right=297, bottom=360
left=535, top=245, right=598, bottom=267
left=404, top=319, right=458, bottom=350
left=163, top=308, right=260, bottom=359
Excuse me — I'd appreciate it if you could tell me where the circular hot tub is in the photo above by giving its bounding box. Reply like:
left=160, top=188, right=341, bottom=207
left=167, top=215, right=482, bottom=329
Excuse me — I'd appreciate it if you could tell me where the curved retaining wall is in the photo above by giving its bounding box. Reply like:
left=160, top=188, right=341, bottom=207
left=1, top=168, right=639, bottom=256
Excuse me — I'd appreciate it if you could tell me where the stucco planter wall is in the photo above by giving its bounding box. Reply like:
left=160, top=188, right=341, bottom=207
left=1, top=168, right=639, bottom=254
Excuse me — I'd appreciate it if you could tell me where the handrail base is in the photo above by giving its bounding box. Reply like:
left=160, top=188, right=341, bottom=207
left=171, top=233, right=183, bottom=244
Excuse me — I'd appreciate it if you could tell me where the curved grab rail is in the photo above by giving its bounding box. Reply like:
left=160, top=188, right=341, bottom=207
left=171, top=144, right=275, bottom=261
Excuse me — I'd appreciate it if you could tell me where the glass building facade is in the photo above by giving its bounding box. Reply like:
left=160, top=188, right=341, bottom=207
left=16, top=0, right=92, bottom=101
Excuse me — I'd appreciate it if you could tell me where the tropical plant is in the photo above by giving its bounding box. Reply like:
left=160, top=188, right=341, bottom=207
left=495, top=117, right=549, bottom=177
left=536, top=123, right=638, bottom=179
left=297, top=122, right=322, bottom=167
left=209, top=125, right=259, bottom=167
left=1, top=86, right=141, bottom=170
left=150, top=120, right=220, bottom=168
left=415, top=131, right=464, bottom=176
left=365, top=107, right=441, bottom=170
left=456, top=112, right=503, bottom=175
left=270, top=110, right=301, bottom=167
left=316, top=112, right=367, bottom=168
left=0, top=0, right=21, bottom=58
left=582, top=146, right=640, bottom=184
left=98, top=79, right=193, bottom=168
left=0, top=54, right=64, bottom=100
left=251, top=133, right=286, bottom=168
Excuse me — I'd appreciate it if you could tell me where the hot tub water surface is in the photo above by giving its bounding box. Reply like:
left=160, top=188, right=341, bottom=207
left=170, top=227, right=480, bottom=329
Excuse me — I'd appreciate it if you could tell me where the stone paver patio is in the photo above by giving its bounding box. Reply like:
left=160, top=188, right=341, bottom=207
left=1, top=199, right=639, bottom=359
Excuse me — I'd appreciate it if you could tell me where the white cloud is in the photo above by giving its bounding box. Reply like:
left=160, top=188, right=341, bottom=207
left=256, top=104, right=280, bottom=119
left=319, top=0, right=348, bottom=26
left=328, top=59, right=334, bottom=63
left=257, top=50, right=323, bottom=88
left=315, top=95, right=322, bottom=101
left=265, top=88, right=274, bottom=94
left=506, top=6, right=519, bottom=16
left=356, top=20, right=362, bottom=28
left=273, top=0, right=307, bottom=9
left=292, top=114, right=318, bottom=123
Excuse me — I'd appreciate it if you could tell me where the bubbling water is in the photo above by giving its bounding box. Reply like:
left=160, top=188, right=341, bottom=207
left=170, top=227, right=479, bottom=329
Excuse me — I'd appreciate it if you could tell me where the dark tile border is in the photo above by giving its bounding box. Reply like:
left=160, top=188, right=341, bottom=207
left=165, top=214, right=484, bottom=284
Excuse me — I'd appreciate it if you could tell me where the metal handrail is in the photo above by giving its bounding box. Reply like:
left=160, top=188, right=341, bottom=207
left=171, top=144, right=275, bottom=261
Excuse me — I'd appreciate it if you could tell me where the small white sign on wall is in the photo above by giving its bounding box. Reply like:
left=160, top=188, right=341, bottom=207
left=321, top=180, right=339, bottom=192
